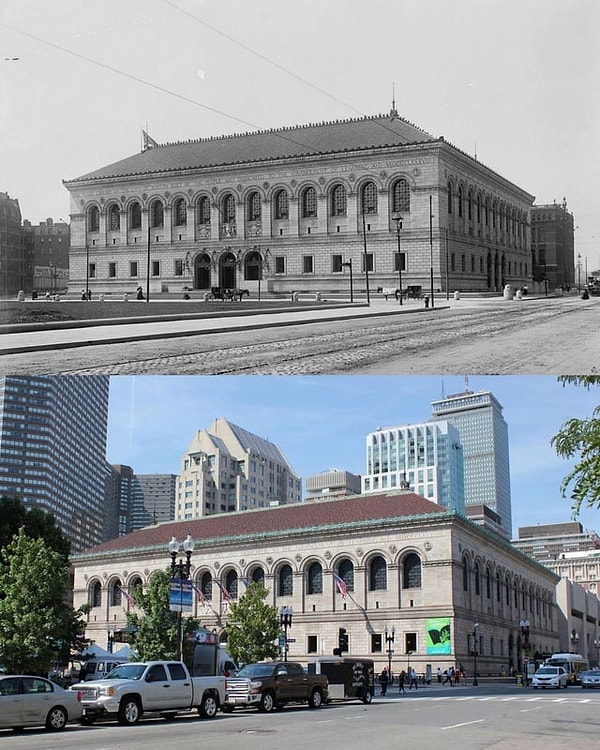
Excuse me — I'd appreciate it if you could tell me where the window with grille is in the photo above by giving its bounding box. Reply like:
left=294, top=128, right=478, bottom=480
left=458, top=188, right=463, bottom=218
left=361, top=181, right=378, bottom=214
left=245, top=251, right=261, bottom=281
left=403, top=554, right=421, bottom=589
left=303, top=255, right=314, bottom=274
left=447, top=183, right=453, bottom=214
left=110, top=580, right=122, bottom=607
left=302, top=187, right=317, bottom=217
left=223, top=194, right=236, bottom=222
left=225, top=570, right=238, bottom=599
left=307, top=562, right=323, bottom=594
left=88, top=206, right=99, bottom=232
left=248, top=191, right=261, bottom=221
left=393, top=179, right=410, bottom=212
left=198, top=196, right=211, bottom=224
left=89, top=581, right=102, bottom=608
left=275, top=189, right=289, bottom=219
left=109, top=204, right=120, bottom=231
left=175, top=198, right=187, bottom=226
left=331, top=184, right=347, bottom=216
left=369, top=555, right=387, bottom=591
left=201, top=572, right=212, bottom=599
left=174, top=259, right=183, bottom=276
left=338, top=559, right=354, bottom=592
left=361, top=253, right=374, bottom=272
left=278, top=564, right=293, bottom=596
left=462, top=557, right=469, bottom=591
left=251, top=567, right=265, bottom=586
left=151, top=200, right=164, bottom=228
left=130, top=202, right=141, bottom=229
left=108, top=262, right=117, bottom=278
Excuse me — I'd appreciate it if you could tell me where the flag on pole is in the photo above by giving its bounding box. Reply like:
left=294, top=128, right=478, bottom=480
left=213, top=580, right=233, bottom=602
left=122, top=589, right=135, bottom=608
left=190, top=581, right=206, bottom=604
left=332, top=572, right=348, bottom=600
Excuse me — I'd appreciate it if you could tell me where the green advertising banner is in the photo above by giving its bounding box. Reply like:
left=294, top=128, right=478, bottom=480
left=426, top=618, right=451, bottom=654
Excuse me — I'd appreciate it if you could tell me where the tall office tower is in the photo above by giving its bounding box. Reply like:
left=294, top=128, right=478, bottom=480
left=0, top=375, right=110, bottom=552
left=134, top=474, right=177, bottom=528
left=362, top=421, right=465, bottom=514
left=430, top=388, right=512, bottom=538
left=177, top=417, right=302, bottom=520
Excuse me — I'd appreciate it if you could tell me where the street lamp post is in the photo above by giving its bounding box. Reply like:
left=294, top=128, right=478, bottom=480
left=341, top=260, right=353, bottom=302
left=279, top=606, right=293, bottom=661
left=472, top=623, right=479, bottom=687
left=168, top=534, right=195, bottom=660
left=391, top=213, right=404, bottom=305
left=577, top=253, right=582, bottom=292
left=520, top=619, right=530, bottom=685
left=385, top=625, right=395, bottom=681
left=85, top=243, right=90, bottom=300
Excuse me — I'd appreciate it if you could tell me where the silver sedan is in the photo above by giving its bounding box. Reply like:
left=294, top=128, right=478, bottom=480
left=580, top=670, right=600, bottom=688
left=0, top=675, right=83, bottom=732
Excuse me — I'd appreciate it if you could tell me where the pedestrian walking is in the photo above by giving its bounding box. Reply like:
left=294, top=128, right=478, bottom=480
left=378, top=668, right=389, bottom=696
left=398, top=670, right=406, bottom=693
left=436, top=666, right=443, bottom=683
left=409, top=668, right=418, bottom=690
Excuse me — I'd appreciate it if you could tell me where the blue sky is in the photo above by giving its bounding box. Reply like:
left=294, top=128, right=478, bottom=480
left=106, top=375, right=600, bottom=538
left=1, top=0, right=598, bottom=266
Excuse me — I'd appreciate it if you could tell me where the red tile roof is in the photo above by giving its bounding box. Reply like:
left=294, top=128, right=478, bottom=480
left=66, top=114, right=437, bottom=183
left=81, top=491, right=447, bottom=557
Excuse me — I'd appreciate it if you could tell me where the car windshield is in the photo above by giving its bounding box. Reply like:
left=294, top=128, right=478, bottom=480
left=536, top=667, right=558, bottom=675
left=235, top=664, right=275, bottom=678
left=100, top=664, right=145, bottom=680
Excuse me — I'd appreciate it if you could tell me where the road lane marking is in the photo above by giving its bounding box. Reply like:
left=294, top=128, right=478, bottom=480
left=442, top=719, right=485, bottom=730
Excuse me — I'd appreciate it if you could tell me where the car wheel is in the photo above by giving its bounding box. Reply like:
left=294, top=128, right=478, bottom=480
left=198, top=692, right=218, bottom=719
left=258, top=691, right=275, bottom=713
left=362, top=689, right=373, bottom=704
left=45, top=706, right=67, bottom=731
left=118, top=697, right=141, bottom=725
left=308, top=688, right=323, bottom=709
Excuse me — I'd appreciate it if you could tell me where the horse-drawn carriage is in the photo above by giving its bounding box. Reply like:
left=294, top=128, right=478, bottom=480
left=208, top=286, right=249, bottom=302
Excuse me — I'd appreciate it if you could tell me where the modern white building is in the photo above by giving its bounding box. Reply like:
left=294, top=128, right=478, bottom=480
left=177, top=417, right=301, bottom=520
left=305, top=468, right=362, bottom=502
left=362, top=421, right=465, bottom=514
left=431, top=388, right=512, bottom=538
left=0, top=375, right=110, bottom=552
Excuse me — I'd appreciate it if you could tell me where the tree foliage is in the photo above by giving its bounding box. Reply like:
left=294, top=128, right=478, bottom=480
left=0, top=529, right=85, bottom=675
left=225, top=583, right=281, bottom=665
left=0, top=496, right=71, bottom=566
left=551, top=376, right=600, bottom=517
left=125, top=570, right=198, bottom=661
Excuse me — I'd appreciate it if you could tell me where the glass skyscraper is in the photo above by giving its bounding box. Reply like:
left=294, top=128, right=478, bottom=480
left=0, top=375, right=110, bottom=552
left=430, top=389, right=512, bottom=537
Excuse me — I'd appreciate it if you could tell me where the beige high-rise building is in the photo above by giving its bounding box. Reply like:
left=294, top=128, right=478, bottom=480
left=176, top=418, right=301, bottom=520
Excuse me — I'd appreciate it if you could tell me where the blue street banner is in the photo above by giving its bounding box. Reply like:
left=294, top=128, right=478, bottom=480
left=169, top=578, right=193, bottom=613
left=425, top=618, right=452, bottom=655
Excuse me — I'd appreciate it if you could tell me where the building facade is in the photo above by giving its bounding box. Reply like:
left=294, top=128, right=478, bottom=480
left=71, top=489, right=560, bottom=676
left=134, top=473, right=177, bottom=529
left=431, top=388, right=512, bottom=539
left=305, top=468, right=362, bottom=502
left=0, top=191, right=32, bottom=296
left=0, top=375, right=110, bottom=552
left=363, top=421, right=465, bottom=514
left=63, top=112, right=534, bottom=298
left=531, top=200, right=575, bottom=291
left=22, top=218, right=70, bottom=295
left=177, top=418, right=301, bottom=520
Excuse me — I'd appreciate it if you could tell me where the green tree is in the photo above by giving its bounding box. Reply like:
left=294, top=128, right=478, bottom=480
left=551, top=376, right=600, bottom=517
left=0, top=496, right=71, bottom=566
left=0, top=529, right=84, bottom=675
left=125, top=570, right=198, bottom=660
left=225, top=583, right=281, bottom=665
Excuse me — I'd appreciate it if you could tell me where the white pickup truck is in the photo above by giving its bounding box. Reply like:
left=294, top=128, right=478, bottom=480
left=71, top=660, right=225, bottom=725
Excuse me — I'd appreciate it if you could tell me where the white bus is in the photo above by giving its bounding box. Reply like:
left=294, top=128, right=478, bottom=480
left=545, top=653, right=589, bottom=685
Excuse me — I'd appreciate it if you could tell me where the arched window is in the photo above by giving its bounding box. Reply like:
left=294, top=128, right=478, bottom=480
left=130, top=202, right=141, bottom=230
left=474, top=562, right=481, bottom=595
left=248, top=191, right=261, bottom=222
left=222, top=194, right=236, bottom=223
left=361, top=181, right=378, bottom=214
left=462, top=557, right=469, bottom=592
left=88, top=205, right=99, bottom=232
left=331, top=184, right=347, bottom=216
left=251, top=567, right=265, bottom=586
left=244, top=251, right=261, bottom=281
left=505, top=575, right=511, bottom=605
left=496, top=572, right=501, bottom=602
left=392, top=179, right=410, bottom=213
left=200, top=571, right=212, bottom=600
left=151, top=199, right=164, bottom=228
left=110, top=579, right=122, bottom=607
left=197, top=196, right=211, bottom=225
left=225, top=569, right=238, bottom=599
left=130, top=576, right=143, bottom=595
left=89, top=580, right=102, bottom=608
left=337, top=559, right=354, bottom=592
left=174, top=198, right=187, bottom=226
left=477, top=195, right=482, bottom=223
left=108, top=204, right=120, bottom=231
left=447, top=183, right=453, bottom=214
left=403, top=553, right=421, bottom=589
left=458, top=187, right=463, bottom=218
left=274, top=189, right=289, bottom=219
left=278, top=564, right=293, bottom=596
left=486, top=567, right=492, bottom=599
left=307, top=562, right=323, bottom=595
left=467, top=191, right=473, bottom=221
left=302, top=187, right=317, bottom=217
left=369, top=555, right=387, bottom=591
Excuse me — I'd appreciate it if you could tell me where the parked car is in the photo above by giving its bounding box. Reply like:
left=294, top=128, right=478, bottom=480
left=0, top=675, right=83, bottom=732
left=580, top=669, right=600, bottom=688
left=531, top=665, right=568, bottom=689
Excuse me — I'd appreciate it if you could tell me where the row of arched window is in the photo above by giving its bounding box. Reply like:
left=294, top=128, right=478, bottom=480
left=88, top=553, right=423, bottom=607
left=447, top=182, right=527, bottom=240
left=86, top=179, right=411, bottom=233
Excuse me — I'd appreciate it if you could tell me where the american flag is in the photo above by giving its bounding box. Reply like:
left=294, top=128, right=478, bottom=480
left=332, top=572, right=348, bottom=600
left=121, top=589, right=135, bottom=608
left=213, top=580, right=233, bottom=602
left=190, top=581, right=206, bottom=604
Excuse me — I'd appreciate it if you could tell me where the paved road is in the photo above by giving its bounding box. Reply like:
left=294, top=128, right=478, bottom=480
left=5, top=684, right=600, bottom=750
left=1, top=295, right=597, bottom=375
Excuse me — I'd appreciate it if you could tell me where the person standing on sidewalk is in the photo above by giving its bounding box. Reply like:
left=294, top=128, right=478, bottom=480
left=398, top=670, right=406, bottom=693
left=378, top=668, right=389, bottom=696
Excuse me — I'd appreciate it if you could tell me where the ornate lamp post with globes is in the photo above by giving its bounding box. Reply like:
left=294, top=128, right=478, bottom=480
left=168, top=534, right=195, bottom=660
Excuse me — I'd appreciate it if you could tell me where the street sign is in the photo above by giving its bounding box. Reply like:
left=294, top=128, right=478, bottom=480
left=169, top=578, right=193, bottom=613
left=286, top=638, right=296, bottom=643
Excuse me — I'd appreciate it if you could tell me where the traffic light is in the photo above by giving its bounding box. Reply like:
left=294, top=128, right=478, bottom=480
left=339, top=627, right=349, bottom=653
